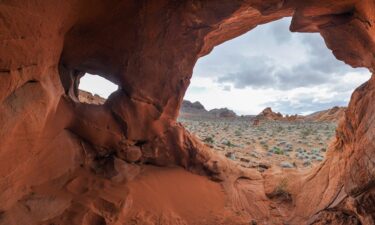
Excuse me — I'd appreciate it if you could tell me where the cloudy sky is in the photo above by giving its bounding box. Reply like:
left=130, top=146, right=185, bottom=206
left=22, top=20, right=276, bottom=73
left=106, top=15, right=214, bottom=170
left=80, top=75, right=118, bottom=98
left=80, top=17, right=371, bottom=116
left=184, top=17, right=371, bottom=115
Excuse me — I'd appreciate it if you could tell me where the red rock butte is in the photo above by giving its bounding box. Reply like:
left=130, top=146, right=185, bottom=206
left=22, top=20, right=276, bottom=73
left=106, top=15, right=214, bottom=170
left=1, top=1, right=375, bottom=224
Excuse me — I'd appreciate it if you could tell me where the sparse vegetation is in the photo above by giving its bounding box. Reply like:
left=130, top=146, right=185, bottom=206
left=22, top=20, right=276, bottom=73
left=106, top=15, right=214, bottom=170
left=223, top=140, right=236, bottom=147
left=267, top=178, right=292, bottom=202
left=203, top=136, right=214, bottom=144
left=272, top=147, right=284, bottom=155
left=235, top=130, right=242, bottom=136
left=178, top=117, right=336, bottom=170
left=301, top=128, right=313, bottom=138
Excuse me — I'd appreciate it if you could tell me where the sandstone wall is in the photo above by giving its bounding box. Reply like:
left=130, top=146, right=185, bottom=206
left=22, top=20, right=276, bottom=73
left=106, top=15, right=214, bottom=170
left=1, top=0, right=375, bottom=224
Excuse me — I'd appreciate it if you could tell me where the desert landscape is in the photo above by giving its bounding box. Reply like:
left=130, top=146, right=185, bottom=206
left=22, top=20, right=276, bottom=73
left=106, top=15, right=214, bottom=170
left=80, top=92, right=340, bottom=170
left=1, top=1, right=375, bottom=225
left=179, top=100, right=342, bottom=171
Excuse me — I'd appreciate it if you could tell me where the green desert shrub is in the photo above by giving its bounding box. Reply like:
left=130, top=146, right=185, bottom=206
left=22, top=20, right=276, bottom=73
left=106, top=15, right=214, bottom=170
left=234, top=130, right=242, bottom=136
left=203, top=137, right=214, bottom=144
left=223, top=140, right=236, bottom=147
left=273, top=147, right=284, bottom=155
left=267, top=178, right=292, bottom=202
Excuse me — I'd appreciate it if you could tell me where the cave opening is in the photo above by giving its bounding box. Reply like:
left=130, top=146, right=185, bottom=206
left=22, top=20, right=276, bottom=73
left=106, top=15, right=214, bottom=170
left=78, top=73, right=118, bottom=105
left=179, top=17, right=371, bottom=172
left=2, top=1, right=375, bottom=224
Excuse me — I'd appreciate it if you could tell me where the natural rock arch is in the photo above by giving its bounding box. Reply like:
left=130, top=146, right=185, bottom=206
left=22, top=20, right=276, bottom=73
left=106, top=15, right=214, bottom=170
left=0, top=1, right=374, bottom=224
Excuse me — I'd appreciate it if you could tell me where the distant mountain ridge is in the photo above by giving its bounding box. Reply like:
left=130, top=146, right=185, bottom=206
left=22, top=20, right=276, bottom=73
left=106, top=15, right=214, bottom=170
left=180, top=100, right=207, bottom=114
left=179, top=100, right=345, bottom=122
left=179, top=100, right=237, bottom=118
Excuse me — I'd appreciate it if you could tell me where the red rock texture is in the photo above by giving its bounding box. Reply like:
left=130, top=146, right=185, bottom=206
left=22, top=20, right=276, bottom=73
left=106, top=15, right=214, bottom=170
left=255, top=106, right=345, bottom=123
left=256, top=107, right=284, bottom=120
left=255, top=107, right=301, bottom=122
left=305, top=106, right=347, bottom=122
left=1, top=1, right=375, bottom=224
left=78, top=90, right=106, bottom=105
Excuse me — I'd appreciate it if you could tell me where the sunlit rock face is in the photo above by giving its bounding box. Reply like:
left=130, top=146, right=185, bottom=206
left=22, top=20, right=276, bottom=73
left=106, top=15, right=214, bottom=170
left=0, top=1, right=375, bottom=224
left=78, top=90, right=106, bottom=105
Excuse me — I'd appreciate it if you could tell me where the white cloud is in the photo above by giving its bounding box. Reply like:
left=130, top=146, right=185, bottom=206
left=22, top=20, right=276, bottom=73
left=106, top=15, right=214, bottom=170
left=79, top=74, right=118, bottom=98
left=186, top=17, right=371, bottom=115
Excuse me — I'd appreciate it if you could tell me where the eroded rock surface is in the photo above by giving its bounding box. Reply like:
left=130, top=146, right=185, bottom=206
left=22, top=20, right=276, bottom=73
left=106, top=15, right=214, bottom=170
left=78, top=90, right=106, bottom=105
left=305, top=106, right=347, bottom=122
left=1, top=0, right=375, bottom=224
left=255, top=107, right=301, bottom=122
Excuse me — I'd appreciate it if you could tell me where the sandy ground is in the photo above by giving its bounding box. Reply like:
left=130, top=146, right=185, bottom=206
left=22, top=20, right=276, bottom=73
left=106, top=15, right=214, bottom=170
left=178, top=117, right=337, bottom=171
left=125, top=166, right=233, bottom=225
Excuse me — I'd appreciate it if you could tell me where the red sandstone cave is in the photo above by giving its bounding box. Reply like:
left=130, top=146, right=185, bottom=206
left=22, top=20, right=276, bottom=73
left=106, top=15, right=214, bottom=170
left=1, top=1, right=375, bottom=224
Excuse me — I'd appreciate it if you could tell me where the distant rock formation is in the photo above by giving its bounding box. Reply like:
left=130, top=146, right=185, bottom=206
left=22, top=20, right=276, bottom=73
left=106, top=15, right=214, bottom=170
left=182, top=100, right=205, bottom=110
left=208, top=108, right=237, bottom=118
left=78, top=90, right=106, bottom=105
left=255, top=107, right=300, bottom=122
left=305, top=106, right=346, bottom=122
left=254, top=106, right=346, bottom=123
left=179, top=100, right=237, bottom=118
left=256, top=107, right=283, bottom=120
left=180, top=100, right=207, bottom=113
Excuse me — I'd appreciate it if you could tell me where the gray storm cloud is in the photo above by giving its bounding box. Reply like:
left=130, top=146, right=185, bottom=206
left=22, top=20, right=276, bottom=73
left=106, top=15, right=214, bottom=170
left=214, top=33, right=365, bottom=90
